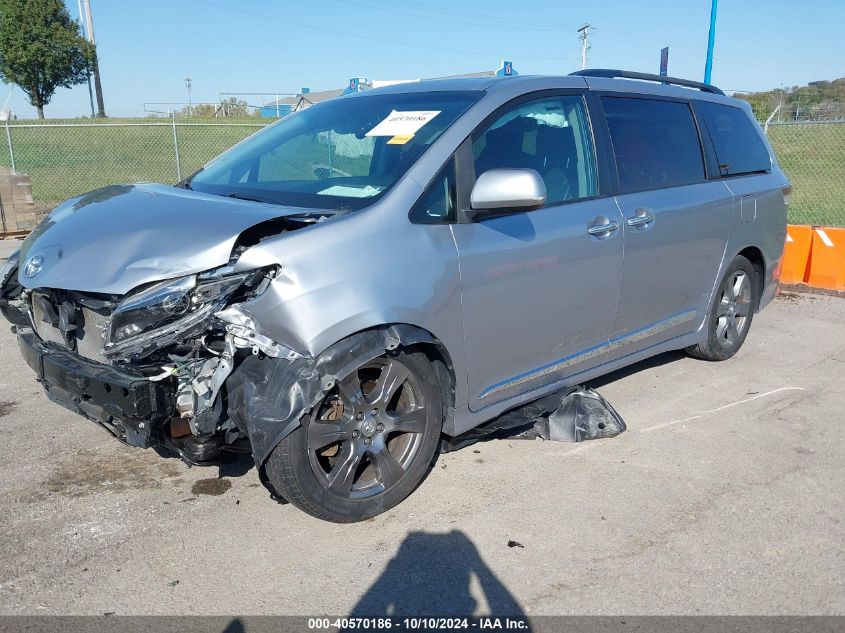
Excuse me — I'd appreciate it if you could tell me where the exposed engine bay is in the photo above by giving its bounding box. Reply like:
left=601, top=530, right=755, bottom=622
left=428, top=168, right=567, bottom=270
left=0, top=214, right=335, bottom=479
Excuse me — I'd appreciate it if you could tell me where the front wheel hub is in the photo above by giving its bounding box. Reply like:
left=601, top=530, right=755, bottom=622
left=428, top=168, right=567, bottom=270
left=360, top=418, right=377, bottom=438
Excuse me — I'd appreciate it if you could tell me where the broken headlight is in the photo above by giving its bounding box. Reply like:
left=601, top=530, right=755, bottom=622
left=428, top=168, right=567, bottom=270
left=104, top=266, right=269, bottom=356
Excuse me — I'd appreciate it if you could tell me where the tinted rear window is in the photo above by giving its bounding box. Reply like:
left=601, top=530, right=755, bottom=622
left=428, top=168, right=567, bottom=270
left=602, top=96, right=705, bottom=193
left=695, top=101, right=771, bottom=176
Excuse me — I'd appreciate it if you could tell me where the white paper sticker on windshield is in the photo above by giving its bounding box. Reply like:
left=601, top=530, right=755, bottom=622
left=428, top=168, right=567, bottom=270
left=365, top=110, right=441, bottom=137
left=317, top=185, right=383, bottom=198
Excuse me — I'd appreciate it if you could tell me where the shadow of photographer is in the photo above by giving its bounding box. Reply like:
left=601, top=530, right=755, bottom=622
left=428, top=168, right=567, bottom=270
left=350, top=530, right=528, bottom=620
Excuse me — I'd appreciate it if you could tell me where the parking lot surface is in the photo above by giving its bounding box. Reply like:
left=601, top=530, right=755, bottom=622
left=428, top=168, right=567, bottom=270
left=0, top=291, right=842, bottom=616
left=0, top=240, right=21, bottom=261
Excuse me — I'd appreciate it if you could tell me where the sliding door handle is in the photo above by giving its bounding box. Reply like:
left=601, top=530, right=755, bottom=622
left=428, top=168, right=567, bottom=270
left=587, top=220, right=619, bottom=236
left=626, top=209, right=655, bottom=228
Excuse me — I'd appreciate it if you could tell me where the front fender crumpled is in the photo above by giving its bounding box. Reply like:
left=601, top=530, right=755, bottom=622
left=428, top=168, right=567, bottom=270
left=225, top=324, right=440, bottom=469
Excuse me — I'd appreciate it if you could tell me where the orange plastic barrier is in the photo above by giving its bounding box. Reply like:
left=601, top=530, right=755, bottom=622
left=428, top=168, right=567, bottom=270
left=781, top=225, right=813, bottom=284
left=806, top=227, right=845, bottom=291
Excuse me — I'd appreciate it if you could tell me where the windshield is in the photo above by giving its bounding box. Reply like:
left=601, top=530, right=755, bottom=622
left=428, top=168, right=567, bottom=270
left=188, top=90, right=482, bottom=210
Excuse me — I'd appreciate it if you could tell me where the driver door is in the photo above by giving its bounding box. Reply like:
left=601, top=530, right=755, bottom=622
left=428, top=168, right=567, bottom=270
left=450, top=93, right=624, bottom=410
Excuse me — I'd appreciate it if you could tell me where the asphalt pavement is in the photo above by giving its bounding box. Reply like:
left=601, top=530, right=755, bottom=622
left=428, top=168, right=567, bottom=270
left=0, top=291, right=842, bottom=615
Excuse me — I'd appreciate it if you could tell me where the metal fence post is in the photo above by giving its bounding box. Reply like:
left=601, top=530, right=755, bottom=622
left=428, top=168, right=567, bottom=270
left=5, top=119, right=15, bottom=172
left=763, top=104, right=781, bottom=136
left=171, top=111, right=182, bottom=181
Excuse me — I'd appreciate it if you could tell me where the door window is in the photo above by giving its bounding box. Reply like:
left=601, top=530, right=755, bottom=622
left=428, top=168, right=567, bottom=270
left=472, top=96, right=597, bottom=205
left=602, top=97, right=706, bottom=193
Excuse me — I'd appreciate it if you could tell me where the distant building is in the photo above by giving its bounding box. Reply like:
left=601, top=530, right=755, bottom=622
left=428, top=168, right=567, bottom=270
left=258, top=61, right=516, bottom=119
left=258, top=87, right=345, bottom=118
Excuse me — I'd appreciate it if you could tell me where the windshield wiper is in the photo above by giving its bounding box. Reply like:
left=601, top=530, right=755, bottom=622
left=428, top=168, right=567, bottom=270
left=178, top=167, right=203, bottom=190
left=227, top=192, right=277, bottom=204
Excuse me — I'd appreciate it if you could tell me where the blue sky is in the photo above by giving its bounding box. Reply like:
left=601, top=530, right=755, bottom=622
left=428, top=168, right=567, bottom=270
left=4, top=0, right=844, bottom=118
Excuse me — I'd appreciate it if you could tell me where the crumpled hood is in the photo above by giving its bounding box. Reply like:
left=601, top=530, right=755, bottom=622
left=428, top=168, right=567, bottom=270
left=18, top=183, right=311, bottom=295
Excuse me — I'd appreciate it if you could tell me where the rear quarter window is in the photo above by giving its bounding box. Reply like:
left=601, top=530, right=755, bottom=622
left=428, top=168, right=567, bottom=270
left=695, top=101, right=771, bottom=176
left=601, top=96, right=706, bottom=193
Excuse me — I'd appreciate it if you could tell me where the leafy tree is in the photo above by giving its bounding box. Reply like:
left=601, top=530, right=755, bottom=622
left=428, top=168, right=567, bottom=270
left=734, top=76, right=845, bottom=122
left=180, top=97, right=250, bottom=118
left=0, top=0, right=93, bottom=119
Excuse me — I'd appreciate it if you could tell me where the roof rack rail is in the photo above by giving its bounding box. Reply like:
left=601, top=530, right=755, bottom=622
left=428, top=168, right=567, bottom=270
left=570, top=69, right=725, bottom=96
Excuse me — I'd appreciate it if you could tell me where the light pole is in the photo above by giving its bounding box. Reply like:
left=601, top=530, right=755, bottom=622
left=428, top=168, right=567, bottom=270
left=703, top=0, right=718, bottom=84
left=185, top=77, right=192, bottom=116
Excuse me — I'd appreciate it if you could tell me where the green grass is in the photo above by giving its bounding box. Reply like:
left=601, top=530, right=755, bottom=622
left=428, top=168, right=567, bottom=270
left=0, top=118, right=843, bottom=227
left=0, top=120, right=267, bottom=212
left=766, top=123, right=845, bottom=226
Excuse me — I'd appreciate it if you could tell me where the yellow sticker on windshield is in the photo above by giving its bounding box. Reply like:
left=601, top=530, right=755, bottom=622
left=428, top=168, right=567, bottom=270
left=387, top=134, right=414, bottom=145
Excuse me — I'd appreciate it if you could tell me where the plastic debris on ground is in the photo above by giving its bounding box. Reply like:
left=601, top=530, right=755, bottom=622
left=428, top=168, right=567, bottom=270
left=440, top=385, right=626, bottom=453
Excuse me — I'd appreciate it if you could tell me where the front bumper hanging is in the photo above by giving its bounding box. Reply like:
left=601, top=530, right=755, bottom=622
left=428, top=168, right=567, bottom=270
left=17, top=327, right=176, bottom=447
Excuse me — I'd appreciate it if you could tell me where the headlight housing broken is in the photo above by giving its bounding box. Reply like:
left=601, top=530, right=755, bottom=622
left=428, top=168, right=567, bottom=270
left=103, top=266, right=272, bottom=357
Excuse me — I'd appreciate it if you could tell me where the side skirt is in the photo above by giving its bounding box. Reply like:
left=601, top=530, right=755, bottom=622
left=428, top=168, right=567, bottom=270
left=448, top=327, right=704, bottom=437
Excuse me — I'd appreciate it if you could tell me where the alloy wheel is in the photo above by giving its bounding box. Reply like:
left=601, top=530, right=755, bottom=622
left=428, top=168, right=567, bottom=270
left=715, top=270, right=752, bottom=349
left=306, top=357, right=429, bottom=500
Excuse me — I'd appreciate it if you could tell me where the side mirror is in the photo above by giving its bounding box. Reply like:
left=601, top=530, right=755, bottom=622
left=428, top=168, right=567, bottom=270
left=469, top=169, right=546, bottom=218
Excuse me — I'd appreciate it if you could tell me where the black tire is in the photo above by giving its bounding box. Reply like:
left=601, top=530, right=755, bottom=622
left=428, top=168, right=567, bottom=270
left=265, top=351, right=442, bottom=523
left=686, top=255, right=759, bottom=361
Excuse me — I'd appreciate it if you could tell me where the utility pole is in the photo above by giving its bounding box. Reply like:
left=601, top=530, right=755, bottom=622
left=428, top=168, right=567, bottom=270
left=703, top=0, right=718, bottom=84
left=76, top=0, right=95, bottom=117
left=81, top=0, right=106, bottom=117
left=577, top=24, right=591, bottom=70
left=185, top=77, right=193, bottom=116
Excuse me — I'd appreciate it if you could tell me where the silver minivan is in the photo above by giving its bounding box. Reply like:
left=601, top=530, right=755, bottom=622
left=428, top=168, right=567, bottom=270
left=0, top=70, right=788, bottom=522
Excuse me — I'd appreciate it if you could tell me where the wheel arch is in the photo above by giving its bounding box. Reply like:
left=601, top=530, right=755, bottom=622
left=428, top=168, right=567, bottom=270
left=736, top=245, right=766, bottom=308
left=320, top=322, right=458, bottom=430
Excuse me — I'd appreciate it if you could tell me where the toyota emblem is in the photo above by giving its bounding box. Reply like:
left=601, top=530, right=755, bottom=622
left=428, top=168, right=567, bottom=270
left=24, top=255, right=44, bottom=278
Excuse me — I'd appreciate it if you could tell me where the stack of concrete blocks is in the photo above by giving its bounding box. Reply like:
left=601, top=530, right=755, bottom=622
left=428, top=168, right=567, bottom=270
left=0, top=166, right=37, bottom=235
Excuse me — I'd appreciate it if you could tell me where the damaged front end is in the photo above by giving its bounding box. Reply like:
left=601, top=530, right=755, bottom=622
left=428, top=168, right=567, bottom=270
left=7, top=257, right=294, bottom=462
left=4, top=234, right=328, bottom=483
left=4, top=232, right=443, bottom=502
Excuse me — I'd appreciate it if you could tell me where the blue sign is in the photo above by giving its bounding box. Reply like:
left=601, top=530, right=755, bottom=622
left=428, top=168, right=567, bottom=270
left=343, top=78, right=360, bottom=95
left=659, top=47, right=669, bottom=76
left=496, top=60, right=518, bottom=77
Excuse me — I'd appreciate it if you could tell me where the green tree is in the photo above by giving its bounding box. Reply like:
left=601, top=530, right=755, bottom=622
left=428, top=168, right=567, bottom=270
left=179, top=97, right=250, bottom=118
left=0, top=0, right=93, bottom=119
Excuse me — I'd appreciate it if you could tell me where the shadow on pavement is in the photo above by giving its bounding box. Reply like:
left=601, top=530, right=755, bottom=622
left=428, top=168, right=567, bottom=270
left=350, top=530, right=527, bottom=618
left=586, top=349, right=687, bottom=389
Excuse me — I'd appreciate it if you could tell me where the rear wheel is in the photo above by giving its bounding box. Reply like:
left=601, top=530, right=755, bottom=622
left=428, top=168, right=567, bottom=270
left=265, top=351, right=442, bottom=522
left=686, top=255, right=758, bottom=361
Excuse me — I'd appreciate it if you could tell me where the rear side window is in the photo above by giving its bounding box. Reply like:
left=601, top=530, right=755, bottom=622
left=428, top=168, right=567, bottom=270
left=695, top=101, right=771, bottom=176
left=602, top=97, right=705, bottom=193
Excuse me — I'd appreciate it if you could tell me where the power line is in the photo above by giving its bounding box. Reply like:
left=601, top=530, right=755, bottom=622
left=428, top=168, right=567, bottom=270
left=194, top=0, right=843, bottom=80
left=330, top=0, right=573, bottom=32
left=191, top=0, right=566, bottom=62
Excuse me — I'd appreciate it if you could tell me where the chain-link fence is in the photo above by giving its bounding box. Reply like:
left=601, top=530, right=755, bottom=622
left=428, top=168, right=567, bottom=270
left=764, top=121, right=845, bottom=227
left=0, top=118, right=269, bottom=221
left=1, top=115, right=844, bottom=230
